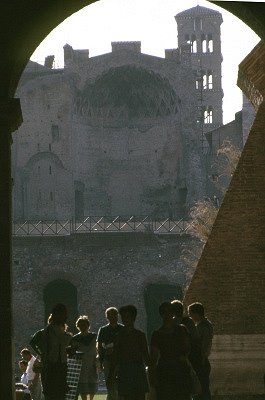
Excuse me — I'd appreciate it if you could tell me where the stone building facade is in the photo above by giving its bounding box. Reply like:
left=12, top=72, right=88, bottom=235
left=12, top=5, right=231, bottom=222
left=11, top=5, right=254, bottom=375
left=12, top=39, right=204, bottom=221
left=13, top=232, right=194, bottom=353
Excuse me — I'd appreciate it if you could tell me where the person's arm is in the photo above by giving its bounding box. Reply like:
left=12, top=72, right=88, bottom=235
left=199, top=323, right=213, bottom=359
left=96, top=328, right=105, bottom=368
left=29, top=330, right=43, bottom=356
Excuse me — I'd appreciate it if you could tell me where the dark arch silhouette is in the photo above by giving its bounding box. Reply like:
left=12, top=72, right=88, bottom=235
left=43, top=279, right=78, bottom=332
left=144, top=282, right=183, bottom=342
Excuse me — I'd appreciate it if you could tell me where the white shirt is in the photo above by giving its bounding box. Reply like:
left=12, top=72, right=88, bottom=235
left=20, top=373, right=30, bottom=394
left=26, top=355, right=36, bottom=381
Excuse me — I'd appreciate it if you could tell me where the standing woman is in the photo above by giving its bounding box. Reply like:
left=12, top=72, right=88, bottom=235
left=108, top=305, right=150, bottom=400
left=71, top=316, right=98, bottom=400
left=150, top=302, right=192, bottom=400
left=30, top=303, right=72, bottom=400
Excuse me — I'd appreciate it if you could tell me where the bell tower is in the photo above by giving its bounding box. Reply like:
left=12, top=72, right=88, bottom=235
left=175, top=5, right=223, bottom=151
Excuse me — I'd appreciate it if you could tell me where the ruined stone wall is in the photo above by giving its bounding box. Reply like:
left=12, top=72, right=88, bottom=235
left=13, top=232, right=190, bottom=358
left=12, top=45, right=205, bottom=220
left=12, top=71, right=74, bottom=220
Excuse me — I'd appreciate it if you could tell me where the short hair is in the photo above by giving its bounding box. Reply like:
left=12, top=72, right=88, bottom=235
left=76, top=315, right=90, bottom=329
left=171, top=300, right=183, bottom=317
left=159, top=302, right=174, bottom=317
left=105, top=307, right=118, bottom=317
left=119, top=305, right=137, bottom=321
left=20, top=348, right=31, bottom=356
left=19, top=360, right=28, bottom=367
left=49, top=303, right=67, bottom=325
left=188, top=302, right=205, bottom=317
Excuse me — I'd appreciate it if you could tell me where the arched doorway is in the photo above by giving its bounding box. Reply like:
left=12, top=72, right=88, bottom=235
left=43, top=279, right=78, bottom=332
left=144, top=282, right=183, bottom=341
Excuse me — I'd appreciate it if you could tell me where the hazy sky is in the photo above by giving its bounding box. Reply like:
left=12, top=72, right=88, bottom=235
left=31, top=0, right=260, bottom=124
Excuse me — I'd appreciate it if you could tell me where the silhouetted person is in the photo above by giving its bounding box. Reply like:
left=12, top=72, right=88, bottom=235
left=171, top=299, right=202, bottom=373
left=150, top=302, right=192, bottom=400
left=20, top=348, right=42, bottom=400
left=30, top=303, right=72, bottom=400
left=188, top=302, right=213, bottom=400
left=108, top=305, right=150, bottom=400
left=97, top=307, right=123, bottom=400
left=71, top=315, right=98, bottom=400
left=16, top=360, right=31, bottom=400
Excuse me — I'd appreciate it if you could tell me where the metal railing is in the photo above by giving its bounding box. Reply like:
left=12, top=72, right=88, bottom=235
left=12, top=216, right=191, bottom=236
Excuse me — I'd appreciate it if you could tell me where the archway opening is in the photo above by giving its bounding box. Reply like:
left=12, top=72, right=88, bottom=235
left=144, top=282, right=183, bottom=342
left=43, top=279, right=78, bottom=332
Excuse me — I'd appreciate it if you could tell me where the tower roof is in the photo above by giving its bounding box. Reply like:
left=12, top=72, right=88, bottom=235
left=175, top=5, right=222, bottom=19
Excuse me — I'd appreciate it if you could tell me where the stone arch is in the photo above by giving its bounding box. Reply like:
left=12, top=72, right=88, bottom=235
left=144, top=282, right=183, bottom=342
left=0, top=3, right=264, bottom=400
left=23, top=151, right=65, bottom=175
left=43, top=279, right=78, bottom=332
left=17, top=151, right=72, bottom=220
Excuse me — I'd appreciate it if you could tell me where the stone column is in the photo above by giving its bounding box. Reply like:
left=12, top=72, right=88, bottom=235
left=0, top=98, right=22, bottom=400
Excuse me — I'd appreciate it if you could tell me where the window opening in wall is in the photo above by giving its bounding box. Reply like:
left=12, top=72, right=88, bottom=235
left=49, top=143, right=52, bottom=151
left=202, top=71, right=207, bottom=89
left=203, top=106, right=213, bottom=124
left=185, top=34, right=191, bottom=46
left=37, top=143, right=40, bottom=152
left=51, top=124, right=59, bottom=141
left=194, top=18, right=202, bottom=31
left=49, top=165, right=52, bottom=174
left=201, top=34, right=207, bottom=53
left=208, top=70, right=213, bottom=89
left=191, top=34, right=197, bottom=53
left=207, top=34, right=213, bottom=52
left=38, top=166, right=40, bottom=175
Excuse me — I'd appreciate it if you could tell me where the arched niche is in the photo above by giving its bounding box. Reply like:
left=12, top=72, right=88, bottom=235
left=144, top=282, right=183, bottom=342
left=43, top=279, right=78, bottom=333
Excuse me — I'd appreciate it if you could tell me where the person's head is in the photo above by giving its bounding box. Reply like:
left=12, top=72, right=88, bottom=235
left=20, top=348, right=32, bottom=362
left=105, top=307, right=119, bottom=325
left=76, top=315, right=90, bottom=333
left=119, top=305, right=137, bottom=327
left=48, top=303, right=67, bottom=325
left=171, top=299, right=184, bottom=318
left=188, top=302, right=205, bottom=323
left=159, top=302, right=175, bottom=321
left=19, top=360, right=28, bottom=373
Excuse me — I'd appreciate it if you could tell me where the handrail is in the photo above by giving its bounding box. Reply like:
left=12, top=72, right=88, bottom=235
left=12, top=216, right=189, bottom=236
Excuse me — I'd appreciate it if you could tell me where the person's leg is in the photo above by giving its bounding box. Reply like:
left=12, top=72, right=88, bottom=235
left=89, top=395, right=95, bottom=400
left=103, top=360, right=115, bottom=400
left=197, top=360, right=211, bottom=400
left=81, top=394, right=88, bottom=400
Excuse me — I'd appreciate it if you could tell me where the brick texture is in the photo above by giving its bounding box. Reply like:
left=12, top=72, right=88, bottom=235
left=184, top=100, right=265, bottom=334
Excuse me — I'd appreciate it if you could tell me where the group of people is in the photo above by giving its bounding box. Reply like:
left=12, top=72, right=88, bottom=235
left=16, top=300, right=213, bottom=400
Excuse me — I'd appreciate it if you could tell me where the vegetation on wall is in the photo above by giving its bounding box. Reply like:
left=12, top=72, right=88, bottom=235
left=181, top=139, right=242, bottom=285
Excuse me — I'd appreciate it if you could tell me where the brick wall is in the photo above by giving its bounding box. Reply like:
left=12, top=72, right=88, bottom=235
left=184, top=100, right=265, bottom=334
